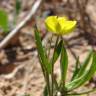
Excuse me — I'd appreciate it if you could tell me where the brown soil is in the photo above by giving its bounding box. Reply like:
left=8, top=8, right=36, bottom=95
left=0, top=0, right=96, bottom=96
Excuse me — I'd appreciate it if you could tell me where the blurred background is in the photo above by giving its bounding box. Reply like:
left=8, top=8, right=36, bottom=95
left=0, top=0, right=96, bottom=96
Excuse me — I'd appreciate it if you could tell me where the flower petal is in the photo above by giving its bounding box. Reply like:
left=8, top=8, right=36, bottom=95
left=57, top=17, right=68, bottom=33
left=45, top=16, right=58, bottom=33
left=58, top=16, right=68, bottom=22
left=61, top=21, right=77, bottom=34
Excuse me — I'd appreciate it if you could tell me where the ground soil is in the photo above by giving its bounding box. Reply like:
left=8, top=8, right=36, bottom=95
left=0, top=0, right=96, bottom=96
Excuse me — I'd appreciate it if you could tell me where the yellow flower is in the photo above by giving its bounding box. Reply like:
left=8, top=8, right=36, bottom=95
left=45, top=16, right=77, bottom=35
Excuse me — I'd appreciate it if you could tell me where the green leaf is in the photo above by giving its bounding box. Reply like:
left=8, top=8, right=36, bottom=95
left=66, top=52, right=96, bottom=91
left=53, top=77, right=59, bottom=90
left=51, top=40, right=63, bottom=65
left=60, top=42, right=68, bottom=87
left=68, top=88, right=96, bottom=95
left=75, top=50, right=93, bottom=78
left=0, top=9, right=9, bottom=32
left=66, top=71, right=88, bottom=91
left=16, top=0, right=21, bottom=15
left=43, top=85, right=48, bottom=96
left=34, top=25, right=51, bottom=74
left=71, top=57, right=80, bottom=81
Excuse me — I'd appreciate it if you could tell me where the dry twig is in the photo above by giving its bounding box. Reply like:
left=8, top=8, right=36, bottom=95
left=0, top=0, right=42, bottom=49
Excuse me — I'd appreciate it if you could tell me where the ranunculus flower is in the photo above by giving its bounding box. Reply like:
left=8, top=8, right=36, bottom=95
left=45, top=16, right=77, bottom=35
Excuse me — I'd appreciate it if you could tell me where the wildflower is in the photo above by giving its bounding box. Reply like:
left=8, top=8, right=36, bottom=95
left=45, top=16, right=77, bottom=35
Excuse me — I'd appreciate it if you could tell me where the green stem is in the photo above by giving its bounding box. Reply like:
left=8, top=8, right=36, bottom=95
left=51, top=36, right=59, bottom=96
left=38, top=55, right=51, bottom=96
left=45, top=72, right=51, bottom=96
left=48, top=34, right=53, bottom=58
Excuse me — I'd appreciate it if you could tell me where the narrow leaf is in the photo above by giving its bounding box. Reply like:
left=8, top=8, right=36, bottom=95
left=68, top=88, right=96, bottom=95
left=66, top=52, right=96, bottom=91
left=60, top=42, right=68, bottom=87
left=34, top=26, right=51, bottom=74
left=51, top=40, right=63, bottom=65
left=16, top=0, right=21, bottom=15
left=43, top=85, right=48, bottom=96
left=0, top=9, right=9, bottom=32
left=71, top=57, right=80, bottom=81
left=75, top=50, right=93, bottom=78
